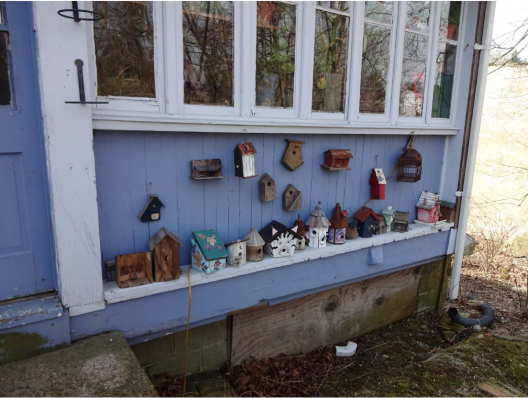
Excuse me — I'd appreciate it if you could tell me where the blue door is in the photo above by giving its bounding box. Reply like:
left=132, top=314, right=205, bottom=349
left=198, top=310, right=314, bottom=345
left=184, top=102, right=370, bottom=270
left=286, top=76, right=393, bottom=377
left=0, top=2, right=55, bottom=300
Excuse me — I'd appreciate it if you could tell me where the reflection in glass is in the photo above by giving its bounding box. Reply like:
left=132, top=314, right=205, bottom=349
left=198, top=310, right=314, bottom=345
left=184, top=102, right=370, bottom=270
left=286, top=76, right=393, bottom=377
left=399, top=33, right=428, bottom=117
left=0, top=32, right=11, bottom=106
left=93, top=2, right=155, bottom=98
left=182, top=2, right=234, bottom=106
left=256, top=1, right=296, bottom=108
left=312, top=10, right=349, bottom=113
left=317, top=1, right=350, bottom=12
left=439, top=1, right=461, bottom=41
left=432, top=43, right=456, bottom=118
left=0, top=6, right=3, bottom=25
left=360, top=24, right=390, bottom=114
left=406, top=1, right=431, bottom=33
left=365, top=1, right=393, bottom=24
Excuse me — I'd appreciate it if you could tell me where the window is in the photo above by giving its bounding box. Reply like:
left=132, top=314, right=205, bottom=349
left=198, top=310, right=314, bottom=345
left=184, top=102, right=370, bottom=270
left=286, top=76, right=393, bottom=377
left=0, top=3, right=11, bottom=106
left=312, top=2, right=350, bottom=113
left=431, top=1, right=461, bottom=119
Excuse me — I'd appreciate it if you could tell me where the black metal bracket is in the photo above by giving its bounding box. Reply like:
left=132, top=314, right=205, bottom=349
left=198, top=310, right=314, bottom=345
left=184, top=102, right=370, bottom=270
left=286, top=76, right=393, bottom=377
left=65, top=59, right=108, bottom=105
left=58, top=1, right=104, bottom=22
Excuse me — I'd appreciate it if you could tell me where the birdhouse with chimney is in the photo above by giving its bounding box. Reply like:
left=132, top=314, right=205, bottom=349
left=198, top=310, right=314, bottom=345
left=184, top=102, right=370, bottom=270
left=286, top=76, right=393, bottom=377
left=259, top=221, right=301, bottom=258
left=259, top=173, right=278, bottom=202
left=244, top=228, right=266, bottom=262
left=321, top=149, right=353, bottom=171
left=306, top=201, right=331, bottom=248
left=352, top=206, right=379, bottom=239
left=138, top=194, right=164, bottom=222
left=225, top=239, right=248, bottom=268
left=393, top=210, right=411, bottom=232
left=234, top=142, right=258, bottom=179
left=374, top=215, right=388, bottom=235
left=416, top=191, right=442, bottom=223
left=148, top=227, right=183, bottom=282
left=293, top=214, right=308, bottom=250
left=382, top=206, right=397, bottom=232
left=369, top=168, right=387, bottom=200
left=281, top=139, right=305, bottom=171
left=191, top=229, right=228, bottom=274
left=328, top=203, right=348, bottom=244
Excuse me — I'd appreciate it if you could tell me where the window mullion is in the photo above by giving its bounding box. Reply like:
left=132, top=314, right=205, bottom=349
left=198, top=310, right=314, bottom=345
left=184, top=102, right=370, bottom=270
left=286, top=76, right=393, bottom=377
left=241, top=2, right=255, bottom=118
left=299, top=1, right=316, bottom=120
left=348, top=0, right=365, bottom=123
left=425, top=1, right=442, bottom=125
left=233, top=1, right=242, bottom=117
left=173, top=2, right=185, bottom=115
left=390, top=2, right=406, bottom=125
left=164, top=1, right=179, bottom=115
left=153, top=2, right=166, bottom=113
left=292, top=2, right=304, bottom=118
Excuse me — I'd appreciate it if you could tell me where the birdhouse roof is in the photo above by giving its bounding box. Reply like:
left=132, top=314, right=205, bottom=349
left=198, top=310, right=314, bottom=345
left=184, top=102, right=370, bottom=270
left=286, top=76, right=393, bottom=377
left=370, top=168, right=386, bottom=185
left=149, top=227, right=183, bottom=250
left=225, top=238, right=249, bottom=247
left=293, top=214, right=307, bottom=236
left=352, top=206, right=379, bottom=223
left=324, top=149, right=353, bottom=159
left=192, top=229, right=228, bottom=261
left=244, top=228, right=266, bottom=247
left=329, top=203, right=349, bottom=229
left=138, top=194, right=165, bottom=219
left=260, top=173, right=274, bottom=184
left=306, top=201, right=331, bottom=228
left=394, top=210, right=411, bottom=222
left=285, top=139, right=306, bottom=145
left=441, top=200, right=455, bottom=209
left=259, top=221, right=302, bottom=243
left=235, top=142, right=257, bottom=155
left=416, top=191, right=441, bottom=210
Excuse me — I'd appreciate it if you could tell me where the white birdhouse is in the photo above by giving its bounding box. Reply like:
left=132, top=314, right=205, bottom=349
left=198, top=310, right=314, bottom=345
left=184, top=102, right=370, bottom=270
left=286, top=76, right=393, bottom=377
left=225, top=239, right=248, bottom=267
left=305, top=201, right=331, bottom=249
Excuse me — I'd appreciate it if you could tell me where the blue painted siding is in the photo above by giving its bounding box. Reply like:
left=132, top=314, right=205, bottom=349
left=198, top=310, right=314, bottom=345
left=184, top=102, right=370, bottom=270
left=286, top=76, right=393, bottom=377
left=94, top=131, right=445, bottom=270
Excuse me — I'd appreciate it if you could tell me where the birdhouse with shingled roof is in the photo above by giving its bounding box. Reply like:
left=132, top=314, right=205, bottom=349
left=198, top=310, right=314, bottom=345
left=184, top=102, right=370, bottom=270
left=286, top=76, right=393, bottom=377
left=244, top=228, right=266, bottom=262
left=306, top=201, right=331, bottom=248
left=328, top=203, right=348, bottom=244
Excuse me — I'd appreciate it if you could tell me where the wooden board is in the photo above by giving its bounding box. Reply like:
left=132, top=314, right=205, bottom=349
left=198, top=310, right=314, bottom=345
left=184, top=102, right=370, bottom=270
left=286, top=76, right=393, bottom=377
left=116, top=252, right=153, bottom=288
left=230, top=266, right=422, bottom=364
left=153, top=237, right=180, bottom=282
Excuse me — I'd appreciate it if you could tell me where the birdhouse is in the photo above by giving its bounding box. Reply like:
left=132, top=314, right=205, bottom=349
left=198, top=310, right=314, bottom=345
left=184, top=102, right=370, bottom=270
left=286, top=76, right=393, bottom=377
left=305, top=201, right=331, bottom=248
left=259, top=221, right=301, bottom=258
left=283, top=184, right=302, bottom=211
left=293, top=214, right=307, bottom=250
left=374, top=215, right=388, bottom=235
left=148, top=227, right=183, bottom=282
left=393, top=210, right=410, bottom=233
left=321, top=149, right=353, bottom=171
left=138, top=194, right=164, bottom=222
left=369, top=168, right=387, bottom=200
left=115, top=252, right=153, bottom=288
left=328, top=203, right=348, bottom=244
left=352, top=206, right=379, bottom=239
left=382, top=206, right=396, bottom=232
left=191, top=229, right=228, bottom=274
left=190, top=159, right=225, bottom=180
left=397, top=138, right=422, bottom=182
left=281, top=139, right=305, bottom=171
left=346, top=217, right=359, bottom=240
left=234, top=142, right=258, bottom=179
left=225, top=239, right=248, bottom=267
left=259, top=173, right=278, bottom=202
left=416, top=191, right=442, bottom=223
left=440, top=200, right=456, bottom=223
left=244, top=228, right=266, bottom=262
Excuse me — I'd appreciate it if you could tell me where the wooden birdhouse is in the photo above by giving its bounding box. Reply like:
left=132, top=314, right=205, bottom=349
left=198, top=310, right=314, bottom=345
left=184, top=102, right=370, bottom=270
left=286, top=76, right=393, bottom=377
left=259, top=173, right=278, bottom=202
left=346, top=217, right=359, bottom=240
left=234, top=142, right=258, bottom=179
left=328, top=203, right=348, bottom=244
left=138, top=194, right=164, bottom=222
left=293, top=214, right=307, bottom=250
left=283, top=184, right=302, bottom=211
left=259, top=221, right=301, bottom=258
left=281, top=139, right=305, bottom=171
left=393, top=210, right=410, bottom=233
left=397, top=138, right=422, bottom=182
left=382, top=206, right=396, bottom=232
left=191, top=229, right=228, bottom=274
left=374, top=215, right=388, bottom=235
left=305, top=201, right=331, bottom=248
left=369, top=168, right=387, bottom=200
left=352, top=206, right=379, bottom=239
left=225, top=239, right=248, bottom=267
left=116, top=252, right=153, bottom=288
left=416, top=191, right=442, bottom=223
left=440, top=200, right=456, bottom=223
left=321, top=149, right=353, bottom=171
left=244, top=228, right=266, bottom=262
left=148, top=227, right=183, bottom=282
left=190, top=159, right=225, bottom=180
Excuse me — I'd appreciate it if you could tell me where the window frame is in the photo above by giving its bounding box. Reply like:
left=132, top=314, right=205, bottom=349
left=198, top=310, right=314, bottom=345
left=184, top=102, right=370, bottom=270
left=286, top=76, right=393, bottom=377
left=0, top=1, right=14, bottom=109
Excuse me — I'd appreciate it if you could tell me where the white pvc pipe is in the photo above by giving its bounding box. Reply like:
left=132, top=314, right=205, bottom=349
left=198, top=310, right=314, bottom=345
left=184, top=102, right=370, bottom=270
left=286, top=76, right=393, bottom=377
left=450, top=2, right=497, bottom=299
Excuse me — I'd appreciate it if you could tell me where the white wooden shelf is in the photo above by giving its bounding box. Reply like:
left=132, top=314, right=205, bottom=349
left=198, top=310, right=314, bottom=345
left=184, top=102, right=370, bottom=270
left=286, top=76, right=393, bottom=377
left=103, top=222, right=454, bottom=304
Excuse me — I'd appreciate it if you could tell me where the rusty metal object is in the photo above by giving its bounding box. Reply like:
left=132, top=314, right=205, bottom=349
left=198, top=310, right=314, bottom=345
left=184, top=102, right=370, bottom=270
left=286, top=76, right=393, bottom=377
left=397, top=139, right=422, bottom=182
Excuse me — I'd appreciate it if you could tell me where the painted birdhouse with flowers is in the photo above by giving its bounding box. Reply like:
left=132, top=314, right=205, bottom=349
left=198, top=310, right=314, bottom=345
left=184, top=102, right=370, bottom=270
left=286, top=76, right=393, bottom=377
left=328, top=203, right=348, bottom=244
left=191, top=229, right=228, bottom=274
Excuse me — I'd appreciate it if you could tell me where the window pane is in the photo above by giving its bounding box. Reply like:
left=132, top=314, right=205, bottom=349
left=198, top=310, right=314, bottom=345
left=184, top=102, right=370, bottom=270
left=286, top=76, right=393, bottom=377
left=439, top=1, right=461, bottom=41
left=256, top=1, right=296, bottom=108
left=406, top=1, right=431, bottom=33
left=317, top=1, right=350, bottom=13
left=93, top=2, right=155, bottom=98
left=432, top=43, right=456, bottom=118
left=182, top=2, right=234, bottom=106
left=399, top=32, right=428, bottom=117
left=0, top=32, right=11, bottom=106
left=312, top=10, right=349, bottom=113
left=0, top=5, right=3, bottom=25
left=365, top=1, right=393, bottom=24
left=360, top=24, right=390, bottom=114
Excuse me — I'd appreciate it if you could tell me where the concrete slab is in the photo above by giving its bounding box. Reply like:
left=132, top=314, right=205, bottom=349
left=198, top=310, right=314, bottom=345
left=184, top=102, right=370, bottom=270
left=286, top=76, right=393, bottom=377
left=0, top=331, right=157, bottom=397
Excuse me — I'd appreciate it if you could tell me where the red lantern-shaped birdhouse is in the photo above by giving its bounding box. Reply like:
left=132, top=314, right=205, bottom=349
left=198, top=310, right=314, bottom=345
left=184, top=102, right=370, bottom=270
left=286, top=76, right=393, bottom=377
left=369, top=168, right=386, bottom=200
left=321, top=149, right=353, bottom=171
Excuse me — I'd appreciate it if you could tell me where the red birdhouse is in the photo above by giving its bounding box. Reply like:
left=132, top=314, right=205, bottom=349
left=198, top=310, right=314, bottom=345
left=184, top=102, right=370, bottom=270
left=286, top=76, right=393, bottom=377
left=416, top=191, right=442, bottom=223
left=321, top=149, right=353, bottom=171
left=369, top=168, right=387, bottom=200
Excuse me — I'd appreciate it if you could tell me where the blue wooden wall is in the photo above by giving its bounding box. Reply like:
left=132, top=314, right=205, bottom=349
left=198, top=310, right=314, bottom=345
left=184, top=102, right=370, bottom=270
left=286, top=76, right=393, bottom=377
left=94, top=131, right=445, bottom=270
